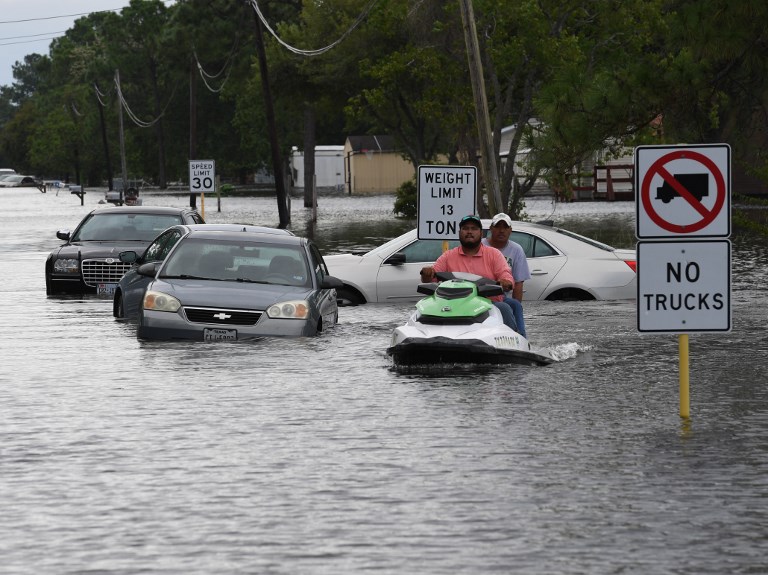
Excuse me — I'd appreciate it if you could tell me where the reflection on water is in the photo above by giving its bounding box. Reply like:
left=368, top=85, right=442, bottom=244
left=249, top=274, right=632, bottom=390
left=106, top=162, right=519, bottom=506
left=0, top=188, right=767, bottom=574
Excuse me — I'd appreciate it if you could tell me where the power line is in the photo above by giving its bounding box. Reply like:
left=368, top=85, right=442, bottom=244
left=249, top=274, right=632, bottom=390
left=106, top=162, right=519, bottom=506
left=248, top=0, right=379, bottom=57
left=0, top=31, right=67, bottom=41
left=0, top=35, right=65, bottom=47
left=0, top=9, right=122, bottom=25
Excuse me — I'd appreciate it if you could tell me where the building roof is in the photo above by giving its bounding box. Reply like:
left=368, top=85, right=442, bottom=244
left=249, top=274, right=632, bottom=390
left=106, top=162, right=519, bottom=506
left=345, top=135, right=397, bottom=152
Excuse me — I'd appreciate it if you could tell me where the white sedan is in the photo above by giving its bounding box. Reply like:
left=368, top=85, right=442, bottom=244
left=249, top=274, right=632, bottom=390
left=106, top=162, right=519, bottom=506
left=324, top=220, right=637, bottom=305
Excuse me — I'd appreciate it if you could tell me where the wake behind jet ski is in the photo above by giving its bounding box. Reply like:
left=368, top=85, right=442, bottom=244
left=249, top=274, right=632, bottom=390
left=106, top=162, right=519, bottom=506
left=387, top=272, right=554, bottom=367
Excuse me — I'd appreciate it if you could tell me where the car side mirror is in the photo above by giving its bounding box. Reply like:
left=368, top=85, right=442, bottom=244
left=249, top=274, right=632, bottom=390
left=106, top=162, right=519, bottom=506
left=137, top=261, right=160, bottom=277
left=56, top=230, right=71, bottom=241
left=119, top=250, right=139, bottom=264
left=321, top=275, right=344, bottom=289
left=385, top=252, right=406, bottom=266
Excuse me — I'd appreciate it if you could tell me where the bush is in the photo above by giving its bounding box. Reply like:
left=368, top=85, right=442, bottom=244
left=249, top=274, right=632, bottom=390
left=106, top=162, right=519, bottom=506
left=393, top=179, right=417, bottom=218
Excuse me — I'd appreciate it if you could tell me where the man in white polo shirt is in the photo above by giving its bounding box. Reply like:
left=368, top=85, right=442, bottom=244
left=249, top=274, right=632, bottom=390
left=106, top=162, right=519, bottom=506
left=482, top=213, right=531, bottom=337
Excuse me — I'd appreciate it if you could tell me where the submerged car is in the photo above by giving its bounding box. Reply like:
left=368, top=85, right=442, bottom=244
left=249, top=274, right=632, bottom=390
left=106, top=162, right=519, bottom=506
left=135, top=229, right=343, bottom=341
left=324, top=220, right=637, bottom=305
left=114, top=224, right=293, bottom=320
left=45, top=206, right=204, bottom=295
left=0, top=174, right=40, bottom=188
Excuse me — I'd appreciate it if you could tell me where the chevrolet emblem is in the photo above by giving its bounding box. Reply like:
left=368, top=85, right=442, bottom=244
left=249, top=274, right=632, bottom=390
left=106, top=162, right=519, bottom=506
left=213, top=312, right=232, bottom=320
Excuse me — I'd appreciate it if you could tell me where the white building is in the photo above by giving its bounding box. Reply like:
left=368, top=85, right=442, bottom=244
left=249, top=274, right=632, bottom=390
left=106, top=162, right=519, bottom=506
left=290, top=145, right=345, bottom=192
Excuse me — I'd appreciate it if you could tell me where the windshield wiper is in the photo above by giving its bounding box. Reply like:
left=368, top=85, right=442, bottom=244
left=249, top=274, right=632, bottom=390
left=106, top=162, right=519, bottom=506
left=161, top=274, right=224, bottom=281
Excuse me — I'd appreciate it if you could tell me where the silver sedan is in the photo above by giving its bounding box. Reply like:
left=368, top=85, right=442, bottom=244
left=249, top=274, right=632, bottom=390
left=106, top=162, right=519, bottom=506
left=135, top=229, right=342, bottom=341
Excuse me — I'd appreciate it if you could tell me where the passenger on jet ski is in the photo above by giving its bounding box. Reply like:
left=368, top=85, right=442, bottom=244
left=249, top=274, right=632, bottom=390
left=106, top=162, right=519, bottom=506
left=482, top=213, right=530, bottom=338
left=419, top=214, right=519, bottom=332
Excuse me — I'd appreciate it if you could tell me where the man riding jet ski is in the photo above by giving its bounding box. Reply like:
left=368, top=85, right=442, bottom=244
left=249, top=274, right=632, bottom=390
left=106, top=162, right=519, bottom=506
left=387, top=271, right=553, bottom=366
left=419, top=214, right=519, bottom=332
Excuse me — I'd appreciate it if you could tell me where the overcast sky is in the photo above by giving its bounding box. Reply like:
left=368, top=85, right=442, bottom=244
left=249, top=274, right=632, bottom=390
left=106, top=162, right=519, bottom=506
left=0, top=1, right=140, bottom=88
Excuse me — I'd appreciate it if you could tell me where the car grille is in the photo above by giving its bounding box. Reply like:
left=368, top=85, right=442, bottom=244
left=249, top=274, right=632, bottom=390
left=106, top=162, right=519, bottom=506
left=184, top=307, right=262, bottom=326
left=81, top=259, right=132, bottom=286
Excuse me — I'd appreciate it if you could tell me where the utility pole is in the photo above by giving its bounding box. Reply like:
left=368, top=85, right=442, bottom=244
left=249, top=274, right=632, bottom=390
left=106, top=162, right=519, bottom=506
left=116, top=69, right=128, bottom=205
left=458, top=0, right=502, bottom=215
left=189, top=61, right=198, bottom=209
left=94, top=81, right=113, bottom=191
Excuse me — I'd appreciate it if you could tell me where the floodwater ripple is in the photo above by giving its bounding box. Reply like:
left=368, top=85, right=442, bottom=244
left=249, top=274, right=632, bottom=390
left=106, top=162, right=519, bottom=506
left=0, top=188, right=766, bottom=574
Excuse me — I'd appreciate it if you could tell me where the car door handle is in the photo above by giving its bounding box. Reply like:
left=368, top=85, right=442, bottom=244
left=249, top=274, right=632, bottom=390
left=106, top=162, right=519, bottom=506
left=530, top=269, right=549, bottom=276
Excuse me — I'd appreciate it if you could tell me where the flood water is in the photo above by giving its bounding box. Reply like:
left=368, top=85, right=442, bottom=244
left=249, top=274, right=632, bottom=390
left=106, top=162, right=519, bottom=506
left=1, top=187, right=767, bottom=574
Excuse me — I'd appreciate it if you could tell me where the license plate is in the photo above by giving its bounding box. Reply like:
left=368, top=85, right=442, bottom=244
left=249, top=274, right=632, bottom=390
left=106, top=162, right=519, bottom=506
left=204, top=328, right=237, bottom=342
left=97, top=283, right=117, bottom=295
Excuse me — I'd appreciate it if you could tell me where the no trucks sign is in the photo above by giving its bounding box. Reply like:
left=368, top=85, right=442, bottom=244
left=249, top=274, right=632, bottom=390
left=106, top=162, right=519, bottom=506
left=417, top=165, right=477, bottom=240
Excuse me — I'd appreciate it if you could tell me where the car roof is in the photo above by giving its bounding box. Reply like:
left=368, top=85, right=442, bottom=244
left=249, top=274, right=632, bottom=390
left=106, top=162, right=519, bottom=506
left=183, top=228, right=306, bottom=246
left=181, top=223, right=294, bottom=235
left=88, top=205, right=197, bottom=215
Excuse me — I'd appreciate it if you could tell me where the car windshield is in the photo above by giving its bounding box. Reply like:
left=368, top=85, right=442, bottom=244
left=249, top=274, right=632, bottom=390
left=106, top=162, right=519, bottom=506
left=72, top=213, right=183, bottom=242
left=161, top=238, right=310, bottom=287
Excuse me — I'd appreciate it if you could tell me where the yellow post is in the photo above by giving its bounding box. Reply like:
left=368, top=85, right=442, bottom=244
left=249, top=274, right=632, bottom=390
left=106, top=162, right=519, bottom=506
left=679, top=334, right=690, bottom=418
left=200, top=192, right=205, bottom=220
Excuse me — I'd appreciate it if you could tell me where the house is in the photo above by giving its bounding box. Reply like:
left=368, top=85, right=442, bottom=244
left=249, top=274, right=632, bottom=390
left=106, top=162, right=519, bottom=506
left=344, top=135, right=415, bottom=194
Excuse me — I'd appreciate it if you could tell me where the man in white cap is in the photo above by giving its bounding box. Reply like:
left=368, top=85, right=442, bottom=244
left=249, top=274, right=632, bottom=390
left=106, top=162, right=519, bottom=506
left=482, top=213, right=531, bottom=337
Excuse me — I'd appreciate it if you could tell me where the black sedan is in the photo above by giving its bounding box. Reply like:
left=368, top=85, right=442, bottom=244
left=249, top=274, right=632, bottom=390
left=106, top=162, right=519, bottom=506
left=45, top=206, right=204, bottom=295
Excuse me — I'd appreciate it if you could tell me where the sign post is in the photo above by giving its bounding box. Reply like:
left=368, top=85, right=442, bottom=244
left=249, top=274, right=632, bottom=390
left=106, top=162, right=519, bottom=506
left=635, top=144, right=731, bottom=418
left=417, top=165, right=477, bottom=240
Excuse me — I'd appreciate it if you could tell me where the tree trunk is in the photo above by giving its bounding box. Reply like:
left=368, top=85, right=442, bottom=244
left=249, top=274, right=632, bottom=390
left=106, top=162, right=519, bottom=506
left=253, top=8, right=290, bottom=228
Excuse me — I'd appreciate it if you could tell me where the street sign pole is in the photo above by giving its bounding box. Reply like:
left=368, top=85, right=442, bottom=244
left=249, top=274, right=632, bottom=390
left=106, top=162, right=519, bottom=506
left=679, top=334, right=689, bottom=418
left=634, top=144, right=731, bottom=419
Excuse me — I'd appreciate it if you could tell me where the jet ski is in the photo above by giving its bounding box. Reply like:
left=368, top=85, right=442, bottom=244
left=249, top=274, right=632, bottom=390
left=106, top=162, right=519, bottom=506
left=387, top=272, right=554, bottom=366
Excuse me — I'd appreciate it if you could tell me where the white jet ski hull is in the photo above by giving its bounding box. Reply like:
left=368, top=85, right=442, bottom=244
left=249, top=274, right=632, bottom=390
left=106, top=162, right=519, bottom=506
left=387, top=310, right=553, bottom=367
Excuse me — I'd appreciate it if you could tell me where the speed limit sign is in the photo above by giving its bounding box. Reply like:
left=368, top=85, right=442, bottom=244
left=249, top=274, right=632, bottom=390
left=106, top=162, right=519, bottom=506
left=189, top=160, right=216, bottom=194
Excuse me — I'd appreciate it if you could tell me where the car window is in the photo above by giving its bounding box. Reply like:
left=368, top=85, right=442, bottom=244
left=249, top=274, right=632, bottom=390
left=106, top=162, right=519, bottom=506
left=163, top=238, right=310, bottom=286
left=399, top=239, right=460, bottom=263
left=73, top=213, right=184, bottom=241
left=510, top=231, right=557, bottom=258
left=308, top=243, right=329, bottom=286
left=143, top=229, right=183, bottom=262
left=554, top=228, right=615, bottom=251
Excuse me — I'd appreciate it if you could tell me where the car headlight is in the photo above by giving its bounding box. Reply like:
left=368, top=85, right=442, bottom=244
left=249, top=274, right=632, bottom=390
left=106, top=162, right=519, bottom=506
left=266, top=300, right=309, bottom=320
left=53, top=258, right=79, bottom=273
left=143, top=290, right=181, bottom=312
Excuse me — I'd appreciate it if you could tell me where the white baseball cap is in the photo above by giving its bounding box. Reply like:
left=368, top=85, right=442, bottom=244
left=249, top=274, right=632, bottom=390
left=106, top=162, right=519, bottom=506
left=490, top=213, right=513, bottom=227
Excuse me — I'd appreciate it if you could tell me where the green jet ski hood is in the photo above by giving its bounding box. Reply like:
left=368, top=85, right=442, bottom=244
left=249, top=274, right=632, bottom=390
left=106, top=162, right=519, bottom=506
left=416, top=278, right=496, bottom=318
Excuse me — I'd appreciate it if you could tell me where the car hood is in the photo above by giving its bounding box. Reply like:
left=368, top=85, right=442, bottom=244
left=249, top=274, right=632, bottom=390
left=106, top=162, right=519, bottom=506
left=50, top=240, right=151, bottom=259
left=324, top=252, right=365, bottom=268
left=151, top=279, right=315, bottom=309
